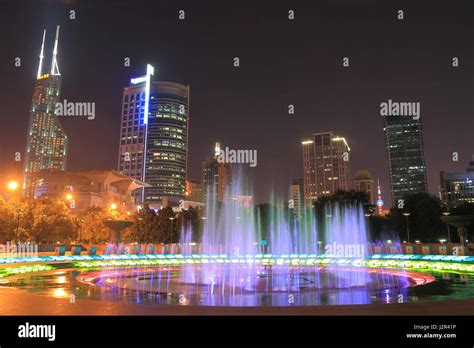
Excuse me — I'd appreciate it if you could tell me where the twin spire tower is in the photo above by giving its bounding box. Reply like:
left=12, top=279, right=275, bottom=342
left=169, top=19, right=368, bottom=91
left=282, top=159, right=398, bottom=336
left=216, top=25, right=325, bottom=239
left=24, top=25, right=68, bottom=197
left=36, top=25, right=61, bottom=79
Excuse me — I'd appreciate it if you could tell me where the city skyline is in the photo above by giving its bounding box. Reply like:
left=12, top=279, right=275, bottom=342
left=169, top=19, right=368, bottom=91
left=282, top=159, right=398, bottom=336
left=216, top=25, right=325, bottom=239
left=1, top=0, right=474, bottom=336
left=1, top=0, right=473, bottom=206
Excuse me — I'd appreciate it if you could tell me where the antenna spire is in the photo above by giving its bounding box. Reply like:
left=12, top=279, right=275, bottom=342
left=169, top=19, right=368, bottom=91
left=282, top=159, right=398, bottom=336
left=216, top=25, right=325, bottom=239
left=36, top=29, right=46, bottom=79
left=50, top=25, right=60, bottom=75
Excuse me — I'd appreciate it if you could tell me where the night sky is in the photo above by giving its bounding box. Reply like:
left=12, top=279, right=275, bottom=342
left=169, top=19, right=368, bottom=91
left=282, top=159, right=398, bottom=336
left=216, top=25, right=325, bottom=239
left=1, top=0, right=473, bottom=205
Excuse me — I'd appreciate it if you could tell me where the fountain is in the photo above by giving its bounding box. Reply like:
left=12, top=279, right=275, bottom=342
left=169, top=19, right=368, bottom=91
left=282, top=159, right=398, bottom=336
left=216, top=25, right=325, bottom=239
left=83, top=171, right=427, bottom=307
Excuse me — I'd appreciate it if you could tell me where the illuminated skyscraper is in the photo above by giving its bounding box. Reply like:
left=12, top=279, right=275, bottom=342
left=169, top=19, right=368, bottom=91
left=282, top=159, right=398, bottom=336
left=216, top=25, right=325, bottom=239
left=383, top=116, right=427, bottom=206
left=118, top=65, right=190, bottom=208
left=24, top=26, right=68, bottom=197
left=290, top=178, right=304, bottom=218
left=302, top=132, right=351, bottom=207
left=302, top=140, right=316, bottom=208
left=202, top=142, right=232, bottom=204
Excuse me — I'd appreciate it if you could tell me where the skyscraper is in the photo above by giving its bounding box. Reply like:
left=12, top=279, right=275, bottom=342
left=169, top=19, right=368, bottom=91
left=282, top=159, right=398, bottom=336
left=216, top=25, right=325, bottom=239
left=353, top=169, right=374, bottom=205
left=290, top=178, right=304, bottom=218
left=302, top=140, right=316, bottom=208
left=383, top=116, right=427, bottom=206
left=118, top=65, right=190, bottom=208
left=24, top=26, right=68, bottom=197
left=202, top=142, right=232, bottom=204
left=302, top=132, right=351, bottom=207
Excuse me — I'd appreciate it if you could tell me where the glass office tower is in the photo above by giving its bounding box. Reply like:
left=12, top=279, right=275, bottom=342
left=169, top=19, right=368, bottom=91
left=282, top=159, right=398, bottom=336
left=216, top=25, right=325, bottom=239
left=383, top=116, right=427, bottom=206
left=118, top=65, right=189, bottom=207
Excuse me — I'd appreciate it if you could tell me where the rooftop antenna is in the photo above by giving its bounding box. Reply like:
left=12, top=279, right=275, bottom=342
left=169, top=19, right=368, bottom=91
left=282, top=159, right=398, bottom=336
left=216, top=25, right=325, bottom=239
left=50, top=25, right=60, bottom=75
left=36, top=29, right=46, bottom=79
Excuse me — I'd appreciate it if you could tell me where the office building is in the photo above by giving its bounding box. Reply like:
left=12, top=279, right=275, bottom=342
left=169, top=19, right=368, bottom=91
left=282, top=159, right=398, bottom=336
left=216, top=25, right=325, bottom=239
left=302, top=132, right=351, bottom=207
left=118, top=64, right=190, bottom=208
left=383, top=116, right=427, bottom=206
left=440, top=157, right=474, bottom=209
left=290, top=178, right=305, bottom=218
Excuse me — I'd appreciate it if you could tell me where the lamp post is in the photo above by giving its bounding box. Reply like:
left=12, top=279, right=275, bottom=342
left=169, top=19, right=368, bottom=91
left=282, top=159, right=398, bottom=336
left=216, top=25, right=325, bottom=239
left=403, top=212, right=411, bottom=243
left=108, top=203, right=118, bottom=241
left=442, top=212, right=451, bottom=242
left=169, top=217, right=175, bottom=245
left=6, top=182, right=22, bottom=244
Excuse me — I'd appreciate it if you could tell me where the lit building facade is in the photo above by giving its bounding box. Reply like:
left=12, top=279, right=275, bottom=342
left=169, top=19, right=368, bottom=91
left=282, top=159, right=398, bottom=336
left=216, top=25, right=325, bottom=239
left=383, top=116, right=427, bottom=206
left=440, top=157, right=474, bottom=209
left=290, top=178, right=305, bottom=218
left=202, top=142, right=232, bottom=204
left=24, top=26, right=68, bottom=197
left=353, top=169, right=374, bottom=205
left=118, top=65, right=190, bottom=208
left=31, top=170, right=149, bottom=214
left=302, top=140, right=316, bottom=208
left=302, top=132, right=351, bottom=207
left=186, top=179, right=203, bottom=203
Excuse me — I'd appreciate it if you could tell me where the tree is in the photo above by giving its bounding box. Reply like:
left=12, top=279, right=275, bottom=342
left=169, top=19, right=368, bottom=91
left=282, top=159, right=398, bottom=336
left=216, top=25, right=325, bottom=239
left=77, top=207, right=110, bottom=244
left=0, top=198, right=33, bottom=243
left=130, top=203, right=159, bottom=243
left=28, top=198, right=75, bottom=244
left=314, top=189, right=369, bottom=211
left=177, top=206, right=202, bottom=242
left=388, top=192, right=444, bottom=242
left=157, top=206, right=177, bottom=243
left=0, top=197, right=16, bottom=243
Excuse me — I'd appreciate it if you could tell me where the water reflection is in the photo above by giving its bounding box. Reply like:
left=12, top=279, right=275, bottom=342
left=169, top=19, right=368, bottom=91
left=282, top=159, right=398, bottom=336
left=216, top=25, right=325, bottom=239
left=4, top=267, right=473, bottom=308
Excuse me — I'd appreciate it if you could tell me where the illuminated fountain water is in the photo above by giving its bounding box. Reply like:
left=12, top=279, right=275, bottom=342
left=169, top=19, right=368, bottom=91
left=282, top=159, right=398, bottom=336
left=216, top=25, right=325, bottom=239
left=80, top=170, right=422, bottom=306
left=176, top=171, right=383, bottom=296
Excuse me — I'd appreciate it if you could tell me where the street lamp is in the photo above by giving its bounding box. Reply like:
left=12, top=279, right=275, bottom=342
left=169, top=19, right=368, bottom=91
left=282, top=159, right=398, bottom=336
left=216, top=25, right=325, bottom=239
left=442, top=212, right=451, bottom=242
left=7, top=180, right=19, bottom=192
left=403, top=212, right=411, bottom=243
left=65, top=193, right=75, bottom=209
